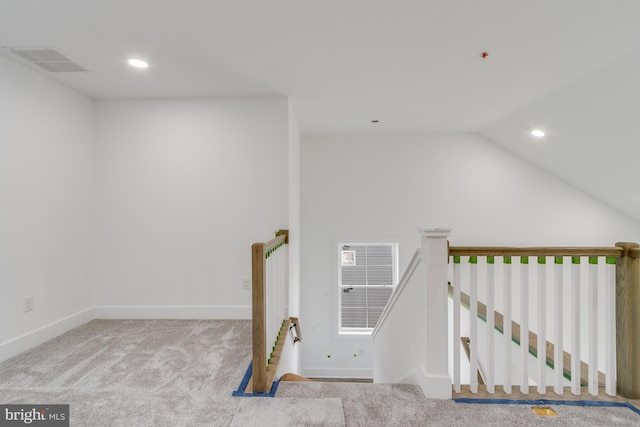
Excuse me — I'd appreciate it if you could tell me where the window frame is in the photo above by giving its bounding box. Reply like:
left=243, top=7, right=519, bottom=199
left=337, top=241, right=399, bottom=336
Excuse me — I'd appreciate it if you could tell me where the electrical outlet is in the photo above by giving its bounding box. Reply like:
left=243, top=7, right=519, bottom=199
left=242, top=278, right=250, bottom=290
left=23, top=296, right=33, bottom=312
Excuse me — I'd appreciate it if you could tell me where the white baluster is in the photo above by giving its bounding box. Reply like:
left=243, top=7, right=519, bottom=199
left=268, top=252, right=272, bottom=353
left=453, top=257, right=461, bottom=393
left=470, top=256, right=478, bottom=393
left=486, top=256, right=495, bottom=394
left=537, top=256, right=546, bottom=394
left=605, top=256, right=616, bottom=396
left=520, top=256, right=529, bottom=394
left=269, top=253, right=274, bottom=360
left=554, top=257, right=564, bottom=395
left=571, top=257, right=581, bottom=395
left=283, top=245, right=289, bottom=319
left=503, top=257, right=512, bottom=394
left=269, top=252, right=273, bottom=353
left=277, top=248, right=280, bottom=330
left=272, top=251, right=277, bottom=352
left=277, top=247, right=282, bottom=321
left=265, top=254, right=271, bottom=363
left=588, top=257, right=598, bottom=396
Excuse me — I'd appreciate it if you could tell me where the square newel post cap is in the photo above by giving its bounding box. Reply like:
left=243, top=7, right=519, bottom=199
left=418, top=227, right=452, bottom=238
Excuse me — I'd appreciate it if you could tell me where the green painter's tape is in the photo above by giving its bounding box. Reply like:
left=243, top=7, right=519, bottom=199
left=504, top=256, right=512, bottom=265
left=469, top=256, right=478, bottom=264
left=265, top=243, right=284, bottom=259
left=555, top=256, right=563, bottom=265
left=606, top=256, right=617, bottom=265
left=487, top=256, right=495, bottom=264
left=521, top=256, right=529, bottom=265
left=538, top=256, right=546, bottom=265
left=589, top=256, right=598, bottom=265
left=572, top=256, right=580, bottom=265
left=454, top=255, right=461, bottom=264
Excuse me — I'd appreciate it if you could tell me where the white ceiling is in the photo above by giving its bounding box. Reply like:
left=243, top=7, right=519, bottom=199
left=2, top=1, right=640, bottom=221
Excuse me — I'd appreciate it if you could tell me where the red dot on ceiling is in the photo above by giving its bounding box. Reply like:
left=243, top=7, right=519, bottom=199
left=481, top=51, right=489, bottom=59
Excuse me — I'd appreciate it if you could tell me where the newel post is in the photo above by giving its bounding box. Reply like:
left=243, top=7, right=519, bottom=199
left=418, top=227, right=452, bottom=399
left=615, top=242, right=640, bottom=399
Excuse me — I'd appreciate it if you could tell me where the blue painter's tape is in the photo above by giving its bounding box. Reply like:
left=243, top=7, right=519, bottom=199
left=453, top=398, right=640, bottom=416
left=232, top=362, right=280, bottom=397
left=232, top=361, right=253, bottom=395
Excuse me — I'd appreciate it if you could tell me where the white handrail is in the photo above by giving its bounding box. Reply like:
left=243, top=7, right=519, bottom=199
left=371, top=249, right=421, bottom=339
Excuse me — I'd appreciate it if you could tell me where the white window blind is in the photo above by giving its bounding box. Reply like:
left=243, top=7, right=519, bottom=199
left=339, top=243, right=397, bottom=332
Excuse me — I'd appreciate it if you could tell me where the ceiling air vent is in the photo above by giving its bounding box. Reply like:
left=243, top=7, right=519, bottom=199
left=10, top=47, right=88, bottom=72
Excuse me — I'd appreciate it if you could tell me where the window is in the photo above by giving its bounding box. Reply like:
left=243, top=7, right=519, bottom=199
left=338, top=242, right=398, bottom=334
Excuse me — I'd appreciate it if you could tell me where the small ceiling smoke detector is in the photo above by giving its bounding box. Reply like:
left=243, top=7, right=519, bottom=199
left=531, top=129, right=545, bottom=137
left=8, top=47, right=88, bottom=72
left=128, top=58, right=148, bottom=69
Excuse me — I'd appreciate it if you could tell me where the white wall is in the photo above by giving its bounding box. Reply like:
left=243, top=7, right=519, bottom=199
left=373, top=251, right=428, bottom=384
left=0, top=55, right=95, bottom=360
left=287, top=100, right=301, bottom=318
left=279, top=99, right=302, bottom=374
left=93, top=97, right=289, bottom=317
left=300, top=133, right=640, bottom=378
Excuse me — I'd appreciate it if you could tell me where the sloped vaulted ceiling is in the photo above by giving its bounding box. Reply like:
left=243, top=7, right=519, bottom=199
left=480, top=48, right=640, bottom=221
left=1, top=0, right=640, bottom=219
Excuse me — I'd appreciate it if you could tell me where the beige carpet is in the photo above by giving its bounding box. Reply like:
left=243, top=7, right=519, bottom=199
left=231, top=398, right=344, bottom=426
left=1, top=320, right=639, bottom=426
left=0, top=320, right=251, bottom=426
left=277, top=381, right=640, bottom=426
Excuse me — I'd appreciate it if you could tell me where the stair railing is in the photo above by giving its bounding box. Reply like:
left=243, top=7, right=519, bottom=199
left=449, top=243, right=640, bottom=399
left=373, top=229, right=639, bottom=400
left=251, top=229, right=289, bottom=393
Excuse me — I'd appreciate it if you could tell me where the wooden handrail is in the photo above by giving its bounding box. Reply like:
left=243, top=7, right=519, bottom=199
left=449, top=246, right=623, bottom=258
left=263, top=230, right=288, bottom=253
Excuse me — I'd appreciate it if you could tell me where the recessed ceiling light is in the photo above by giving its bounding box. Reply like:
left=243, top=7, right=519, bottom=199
left=127, top=58, right=148, bottom=69
left=531, top=129, right=545, bottom=137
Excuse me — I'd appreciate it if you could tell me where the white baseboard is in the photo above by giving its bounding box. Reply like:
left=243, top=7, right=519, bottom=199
left=400, top=367, right=452, bottom=399
left=0, top=307, right=95, bottom=363
left=301, top=367, right=373, bottom=379
left=93, top=305, right=251, bottom=319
